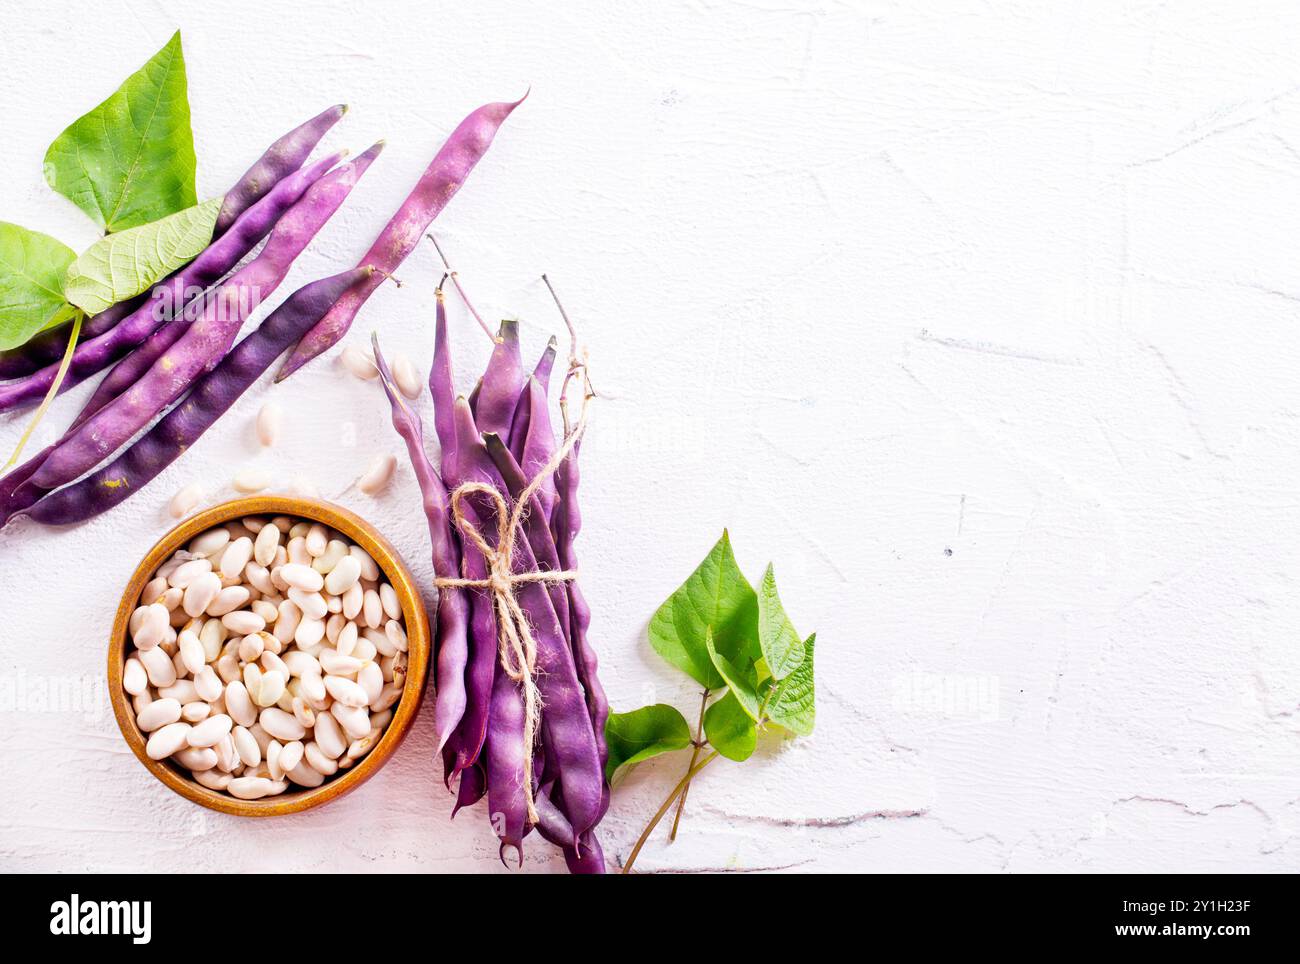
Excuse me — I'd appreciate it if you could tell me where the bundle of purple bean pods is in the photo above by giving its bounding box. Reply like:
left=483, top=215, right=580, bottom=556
left=372, top=274, right=609, bottom=873
left=0, top=96, right=523, bottom=528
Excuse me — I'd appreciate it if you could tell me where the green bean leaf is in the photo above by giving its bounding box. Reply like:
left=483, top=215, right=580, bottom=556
left=0, top=222, right=78, bottom=350
left=758, top=563, right=805, bottom=679
left=604, top=704, right=693, bottom=783
left=63, top=197, right=221, bottom=315
left=705, top=628, right=760, bottom=721
left=649, top=530, right=759, bottom=688
left=44, top=32, right=198, bottom=232
left=766, top=634, right=816, bottom=736
left=703, top=690, right=757, bottom=762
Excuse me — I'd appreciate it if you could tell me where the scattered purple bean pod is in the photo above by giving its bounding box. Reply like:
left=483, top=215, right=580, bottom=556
left=14, top=267, right=372, bottom=527
left=0, top=151, right=344, bottom=414
left=276, top=95, right=526, bottom=381
left=30, top=145, right=379, bottom=492
left=216, top=104, right=347, bottom=233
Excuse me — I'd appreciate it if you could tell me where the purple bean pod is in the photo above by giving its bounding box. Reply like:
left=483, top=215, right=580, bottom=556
left=15, top=268, right=372, bottom=527
left=430, top=287, right=459, bottom=478
left=485, top=663, right=530, bottom=866
left=563, top=830, right=607, bottom=875
left=451, top=756, right=485, bottom=815
left=276, top=95, right=526, bottom=381
left=370, top=335, right=470, bottom=754
left=0, top=152, right=344, bottom=414
left=444, top=402, right=505, bottom=779
left=216, top=104, right=347, bottom=233
left=554, top=439, right=610, bottom=785
left=30, top=147, right=379, bottom=492
left=473, top=319, right=522, bottom=438
left=507, top=338, right=556, bottom=462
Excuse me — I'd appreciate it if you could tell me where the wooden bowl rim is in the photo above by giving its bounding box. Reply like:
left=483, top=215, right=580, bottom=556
left=108, top=495, right=430, bottom=817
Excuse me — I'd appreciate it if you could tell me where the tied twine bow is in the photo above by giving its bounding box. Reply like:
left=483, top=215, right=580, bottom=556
left=433, top=357, right=592, bottom=824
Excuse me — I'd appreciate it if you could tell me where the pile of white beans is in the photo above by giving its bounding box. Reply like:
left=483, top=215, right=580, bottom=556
left=121, top=515, right=409, bottom=800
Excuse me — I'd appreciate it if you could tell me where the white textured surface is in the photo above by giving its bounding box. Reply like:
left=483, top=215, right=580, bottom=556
left=1, top=0, right=1298, bottom=873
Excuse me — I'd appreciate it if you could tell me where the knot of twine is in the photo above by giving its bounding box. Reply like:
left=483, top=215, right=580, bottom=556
left=434, top=361, right=592, bottom=825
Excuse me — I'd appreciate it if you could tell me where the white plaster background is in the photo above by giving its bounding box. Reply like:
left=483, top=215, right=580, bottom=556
left=0, top=0, right=1297, bottom=873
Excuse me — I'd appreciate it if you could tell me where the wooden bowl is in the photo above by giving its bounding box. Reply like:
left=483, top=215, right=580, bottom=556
left=108, top=495, right=430, bottom=816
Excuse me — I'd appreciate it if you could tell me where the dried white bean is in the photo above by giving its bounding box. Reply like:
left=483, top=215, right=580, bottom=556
left=357, top=661, right=384, bottom=705
left=298, top=673, right=327, bottom=704
left=175, top=746, right=218, bottom=771
left=266, top=739, right=285, bottom=781
left=305, top=742, right=338, bottom=776
left=187, top=714, right=233, bottom=748
left=182, top=701, right=212, bottom=722
left=342, top=582, right=364, bottom=620
left=207, top=585, right=251, bottom=617
left=279, top=740, right=305, bottom=774
left=137, top=698, right=181, bottom=732
left=232, top=725, right=261, bottom=767
left=312, top=539, right=348, bottom=575
left=189, top=529, right=230, bottom=557
left=392, top=353, right=422, bottom=399
left=233, top=468, right=272, bottom=494
left=228, top=776, right=276, bottom=800
left=273, top=599, right=302, bottom=644
left=288, top=587, right=328, bottom=620
left=255, top=671, right=286, bottom=708
left=287, top=760, right=325, bottom=788
left=305, top=523, right=328, bottom=557
left=123, top=657, right=148, bottom=696
left=350, top=545, right=380, bottom=581
left=222, top=610, right=266, bottom=635
left=259, top=707, right=305, bottom=742
left=379, top=584, right=401, bottom=621
left=325, top=555, right=362, bottom=596
left=146, top=722, right=191, bottom=760
left=257, top=402, right=283, bottom=447
left=139, top=647, right=177, bottom=688
left=133, top=603, right=170, bottom=650
left=169, top=483, right=205, bottom=519
left=194, top=667, right=223, bottom=702
left=357, top=454, right=397, bottom=495
left=336, top=621, right=359, bottom=659
left=362, top=589, right=382, bottom=629
left=384, top=619, right=408, bottom=653
left=280, top=650, right=320, bottom=678
left=195, top=768, right=231, bottom=790
left=341, top=345, right=378, bottom=380
left=220, top=537, right=254, bottom=580
left=178, top=630, right=205, bottom=675
left=225, top=681, right=257, bottom=728
left=245, top=561, right=275, bottom=595
left=324, top=674, right=368, bottom=708
left=279, top=563, right=324, bottom=592
left=183, top=572, right=222, bottom=617
left=333, top=704, right=372, bottom=741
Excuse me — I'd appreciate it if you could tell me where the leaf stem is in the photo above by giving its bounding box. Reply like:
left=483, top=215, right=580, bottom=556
left=621, top=750, right=719, bottom=874
left=669, top=688, right=710, bottom=841
left=6, top=312, right=82, bottom=468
